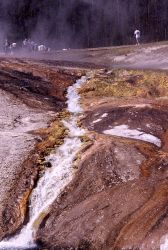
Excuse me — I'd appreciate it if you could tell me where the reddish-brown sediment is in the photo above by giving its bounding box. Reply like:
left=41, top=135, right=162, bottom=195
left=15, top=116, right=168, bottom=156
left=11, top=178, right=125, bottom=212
left=36, top=69, right=168, bottom=250
left=0, top=58, right=80, bottom=107
left=0, top=58, right=82, bottom=240
left=36, top=135, right=168, bottom=249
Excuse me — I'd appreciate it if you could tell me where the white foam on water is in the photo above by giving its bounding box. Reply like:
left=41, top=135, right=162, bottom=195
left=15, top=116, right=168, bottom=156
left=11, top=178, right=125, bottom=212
left=0, top=76, right=87, bottom=249
left=67, top=76, right=86, bottom=113
left=103, top=124, right=161, bottom=147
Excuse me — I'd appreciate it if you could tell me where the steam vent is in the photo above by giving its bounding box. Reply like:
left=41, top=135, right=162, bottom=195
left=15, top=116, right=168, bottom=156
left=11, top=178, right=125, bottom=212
left=1, top=1, right=168, bottom=250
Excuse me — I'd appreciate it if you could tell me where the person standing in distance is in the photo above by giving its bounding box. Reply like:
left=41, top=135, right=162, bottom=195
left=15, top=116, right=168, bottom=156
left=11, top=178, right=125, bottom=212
left=134, top=29, right=141, bottom=45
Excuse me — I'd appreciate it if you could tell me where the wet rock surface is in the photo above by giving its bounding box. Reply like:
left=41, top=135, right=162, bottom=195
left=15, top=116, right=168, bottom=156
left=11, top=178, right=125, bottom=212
left=0, top=58, right=80, bottom=240
left=1, top=46, right=168, bottom=249
left=0, top=58, right=78, bottom=108
left=36, top=135, right=168, bottom=250
left=36, top=68, right=168, bottom=249
left=82, top=106, right=168, bottom=148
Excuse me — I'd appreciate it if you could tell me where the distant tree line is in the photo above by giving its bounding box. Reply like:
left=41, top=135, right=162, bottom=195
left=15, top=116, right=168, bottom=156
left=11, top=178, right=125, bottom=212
left=0, top=0, right=168, bottom=48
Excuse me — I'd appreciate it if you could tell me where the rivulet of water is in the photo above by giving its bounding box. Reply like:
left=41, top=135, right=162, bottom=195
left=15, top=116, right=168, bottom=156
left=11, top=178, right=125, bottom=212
left=0, top=76, right=87, bottom=249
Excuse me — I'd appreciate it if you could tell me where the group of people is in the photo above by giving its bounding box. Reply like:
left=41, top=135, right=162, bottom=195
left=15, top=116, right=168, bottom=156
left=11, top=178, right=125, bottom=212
left=3, top=29, right=141, bottom=54
left=3, top=38, right=50, bottom=54
left=22, top=39, right=50, bottom=52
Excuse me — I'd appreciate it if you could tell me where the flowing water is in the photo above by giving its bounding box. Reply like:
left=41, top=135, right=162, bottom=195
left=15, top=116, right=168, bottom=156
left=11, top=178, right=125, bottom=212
left=0, top=76, right=87, bottom=249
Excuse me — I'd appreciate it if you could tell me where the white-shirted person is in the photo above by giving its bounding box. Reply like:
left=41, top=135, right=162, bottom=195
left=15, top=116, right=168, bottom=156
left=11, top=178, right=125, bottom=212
left=134, top=29, right=141, bottom=45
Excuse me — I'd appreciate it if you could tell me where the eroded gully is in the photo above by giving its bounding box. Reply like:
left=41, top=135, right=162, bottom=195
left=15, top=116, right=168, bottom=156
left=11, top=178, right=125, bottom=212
left=0, top=76, right=88, bottom=249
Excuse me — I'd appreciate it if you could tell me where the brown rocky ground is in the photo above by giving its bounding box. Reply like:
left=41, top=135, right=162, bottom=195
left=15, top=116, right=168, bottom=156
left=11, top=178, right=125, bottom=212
left=1, top=43, right=168, bottom=250
left=0, top=58, right=82, bottom=240
left=36, top=68, right=168, bottom=250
